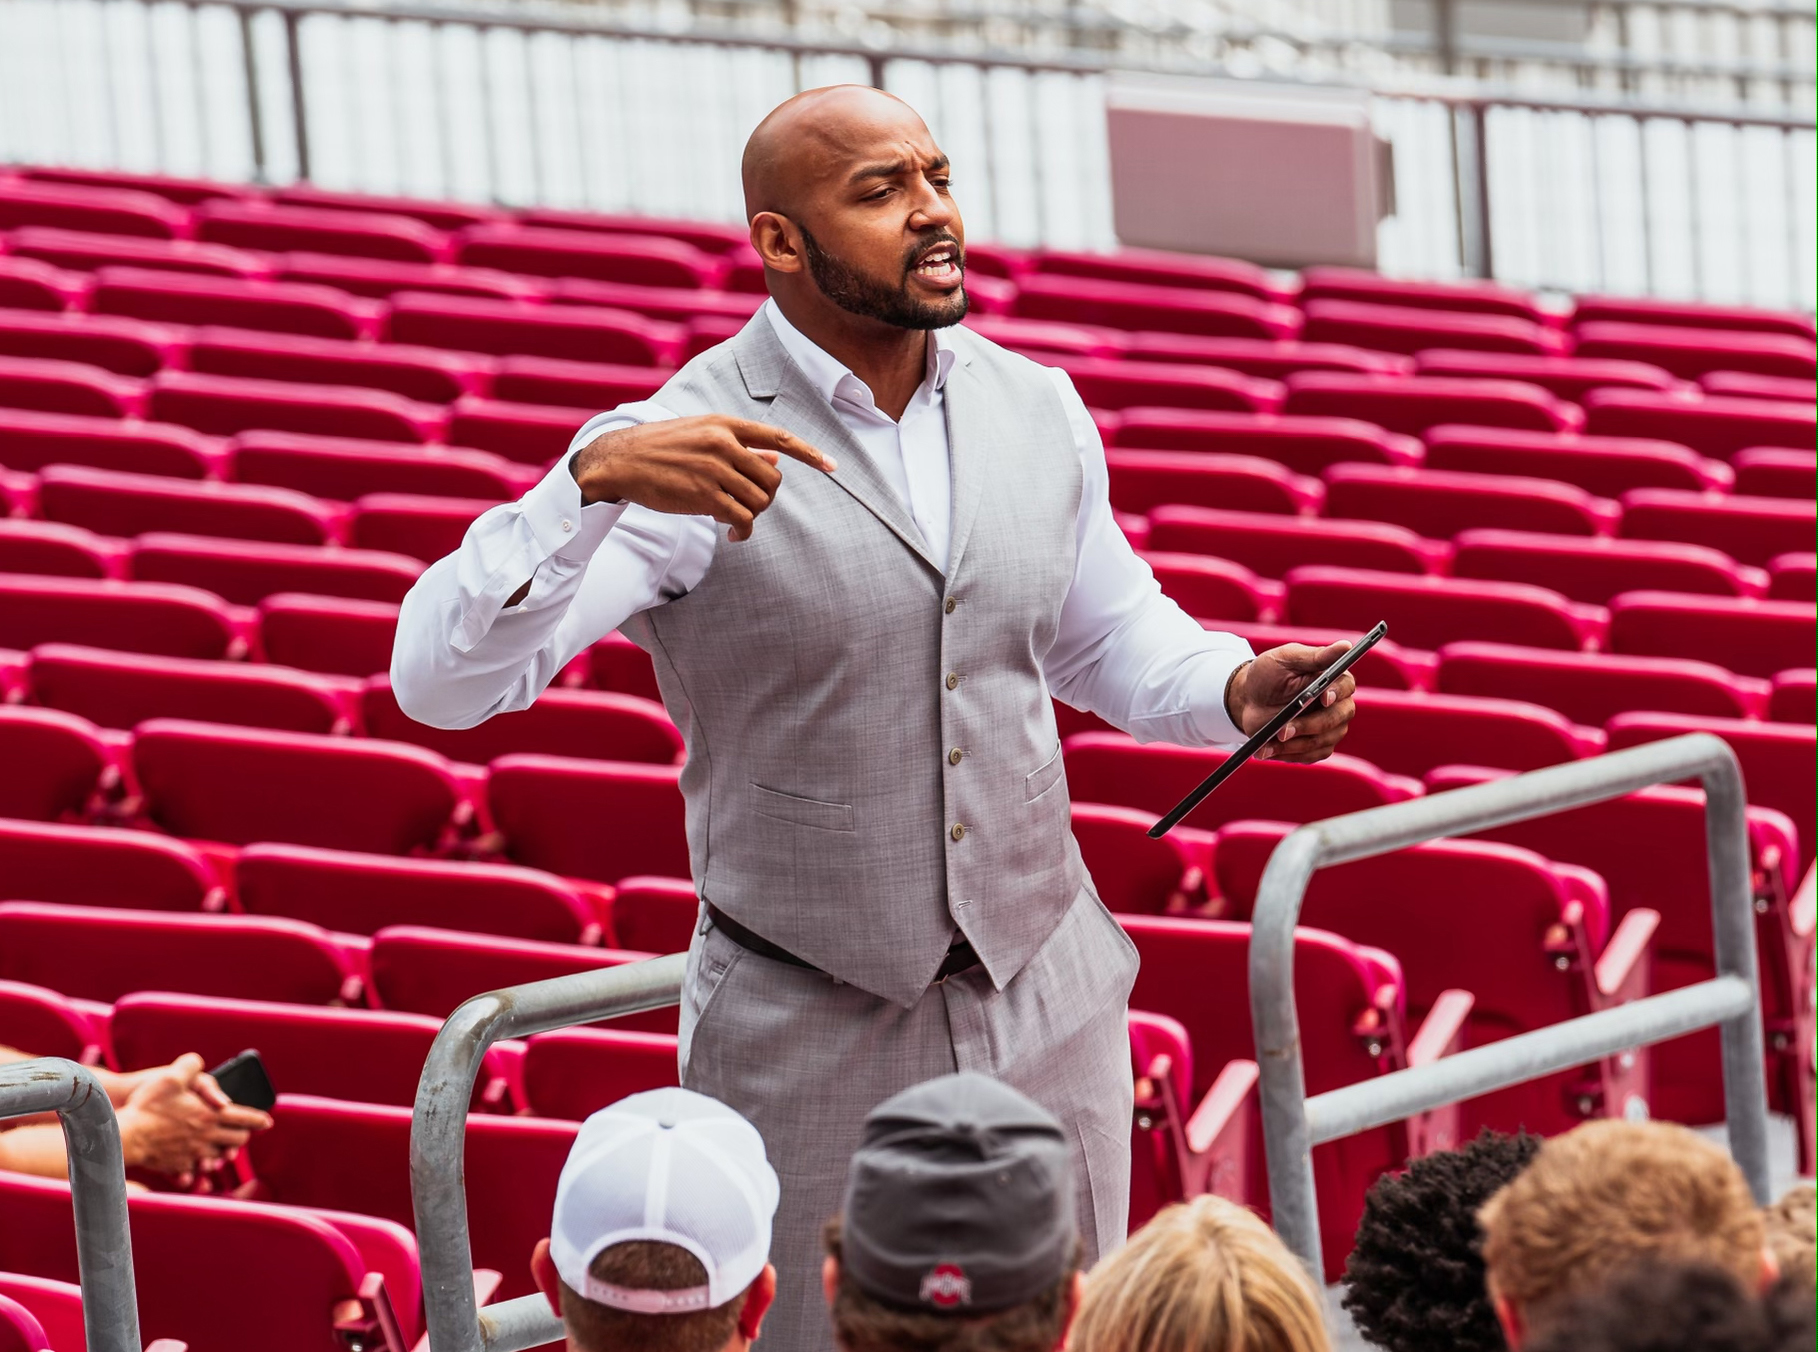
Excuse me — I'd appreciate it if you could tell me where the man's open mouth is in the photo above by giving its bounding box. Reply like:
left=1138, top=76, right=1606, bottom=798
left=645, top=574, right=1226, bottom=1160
left=909, top=241, right=963, bottom=285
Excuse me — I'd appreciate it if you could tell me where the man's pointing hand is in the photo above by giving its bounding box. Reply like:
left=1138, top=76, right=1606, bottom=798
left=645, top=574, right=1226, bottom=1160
left=573, top=415, right=838, bottom=542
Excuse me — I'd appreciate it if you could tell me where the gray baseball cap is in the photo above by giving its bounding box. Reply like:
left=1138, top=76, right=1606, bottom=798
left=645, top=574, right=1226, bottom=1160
left=837, top=1072, right=1077, bottom=1315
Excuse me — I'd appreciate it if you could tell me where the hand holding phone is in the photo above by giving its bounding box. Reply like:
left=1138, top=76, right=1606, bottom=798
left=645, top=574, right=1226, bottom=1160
left=207, top=1049, right=277, bottom=1113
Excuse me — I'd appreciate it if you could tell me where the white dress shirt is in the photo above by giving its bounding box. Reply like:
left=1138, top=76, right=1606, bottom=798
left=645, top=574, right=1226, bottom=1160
left=391, top=300, right=1254, bottom=744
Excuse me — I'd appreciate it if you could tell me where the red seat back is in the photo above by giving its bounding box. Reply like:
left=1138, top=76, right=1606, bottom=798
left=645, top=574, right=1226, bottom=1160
left=0, top=355, right=141, bottom=419
left=129, top=533, right=422, bottom=607
left=1282, top=372, right=1577, bottom=435
left=28, top=642, right=353, bottom=734
left=1435, top=641, right=1765, bottom=725
left=91, top=266, right=377, bottom=341
left=191, top=330, right=478, bottom=405
left=1070, top=803, right=1209, bottom=916
left=1423, top=425, right=1730, bottom=496
left=1145, top=506, right=1441, bottom=577
left=1105, top=448, right=1321, bottom=516
left=1285, top=564, right=1600, bottom=651
left=0, top=980, right=98, bottom=1062
left=1582, top=389, right=1814, bottom=459
left=383, top=293, right=675, bottom=365
left=487, top=356, right=670, bottom=411
left=0, top=1276, right=81, bottom=1352
left=1608, top=591, right=1816, bottom=680
left=147, top=370, right=442, bottom=444
left=0, top=819, right=218, bottom=912
left=0, top=707, right=111, bottom=823
left=486, top=755, right=689, bottom=883
left=454, top=224, right=717, bottom=288
left=1340, top=688, right=1599, bottom=777
left=195, top=201, right=447, bottom=264
left=350, top=494, right=501, bottom=562
left=0, top=408, right=218, bottom=479
left=1322, top=463, right=1615, bottom=538
left=520, top=1028, right=682, bottom=1119
left=1618, top=488, right=1816, bottom=569
left=1450, top=528, right=1766, bottom=605
left=1731, top=447, right=1814, bottom=500
left=361, top=678, right=679, bottom=766
left=0, top=521, right=118, bottom=579
left=38, top=464, right=337, bottom=546
left=607, top=876, right=699, bottom=954
left=1110, top=408, right=1420, bottom=475
left=1300, top=297, right=1564, bottom=356
left=0, top=575, right=243, bottom=661
left=256, top=594, right=398, bottom=677
left=1011, top=274, right=1297, bottom=340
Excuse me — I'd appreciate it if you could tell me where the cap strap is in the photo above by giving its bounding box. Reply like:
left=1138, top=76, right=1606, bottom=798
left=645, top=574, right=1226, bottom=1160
left=581, top=1278, right=715, bottom=1315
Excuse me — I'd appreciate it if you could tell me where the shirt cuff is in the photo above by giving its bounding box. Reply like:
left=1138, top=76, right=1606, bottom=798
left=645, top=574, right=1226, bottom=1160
left=1187, top=648, right=1254, bottom=747
left=520, top=448, right=626, bottom=562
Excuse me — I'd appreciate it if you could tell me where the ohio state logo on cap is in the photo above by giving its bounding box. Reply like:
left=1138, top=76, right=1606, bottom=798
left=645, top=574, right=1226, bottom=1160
left=919, top=1263, right=972, bottom=1308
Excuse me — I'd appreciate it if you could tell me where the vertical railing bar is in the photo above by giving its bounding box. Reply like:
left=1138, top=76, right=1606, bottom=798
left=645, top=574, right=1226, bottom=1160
left=283, top=5, right=309, bottom=179
left=429, top=19, right=454, bottom=200
left=146, top=0, right=171, bottom=172
left=239, top=4, right=267, bottom=180
left=1685, top=114, right=1704, bottom=298
left=521, top=25, right=544, bottom=205
left=476, top=23, right=500, bottom=205
left=186, top=0, right=211, bottom=175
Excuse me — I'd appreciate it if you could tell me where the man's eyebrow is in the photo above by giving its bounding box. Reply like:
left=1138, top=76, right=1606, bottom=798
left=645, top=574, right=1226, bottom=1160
left=848, top=154, right=950, bottom=184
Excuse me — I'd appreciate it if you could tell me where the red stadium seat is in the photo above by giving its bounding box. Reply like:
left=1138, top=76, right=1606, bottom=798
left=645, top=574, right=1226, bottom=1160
left=681, top=314, right=747, bottom=360
left=0, top=574, right=246, bottom=659
left=585, top=632, right=663, bottom=702
left=1061, top=731, right=1420, bottom=826
left=1214, top=620, right=1437, bottom=691
left=1618, top=488, right=1816, bottom=569
left=367, top=925, right=674, bottom=1035
left=1769, top=554, right=1814, bottom=603
left=1011, top=274, right=1299, bottom=340
left=0, top=356, right=141, bottom=419
left=1607, top=591, right=1816, bottom=681
left=605, top=876, right=697, bottom=954
left=1301, top=298, right=1566, bottom=356
left=186, top=328, right=482, bottom=404
left=256, top=594, right=396, bottom=676
left=194, top=200, right=448, bottom=264
left=546, top=278, right=762, bottom=322
left=454, top=223, right=718, bottom=288
left=0, top=1290, right=50, bottom=1352
left=383, top=292, right=678, bottom=365
left=1282, top=372, right=1579, bottom=435
left=1423, top=425, right=1732, bottom=496
left=0, top=903, right=353, bottom=1004
left=1429, top=764, right=1808, bottom=1141
left=0, top=979, right=102, bottom=1062
left=1286, top=564, right=1604, bottom=650
left=520, top=1029, right=682, bottom=1119
left=1050, top=356, right=1281, bottom=414
left=238, top=841, right=599, bottom=943
left=1145, top=506, right=1442, bottom=578
left=1109, top=408, right=1422, bottom=474
left=0, top=520, right=121, bottom=579
left=1436, top=641, right=1767, bottom=724
left=1339, top=687, right=1603, bottom=776
left=0, top=309, right=182, bottom=378
left=147, top=370, right=444, bottom=443
left=0, top=1276, right=80, bottom=1352
left=20, top=165, right=248, bottom=206
left=1299, top=266, right=1547, bottom=322
left=38, top=465, right=339, bottom=545
left=228, top=431, right=528, bottom=502
left=1214, top=821, right=1644, bottom=1135
left=1731, top=447, right=1816, bottom=500
left=274, top=251, right=540, bottom=301
left=1322, top=463, right=1618, bottom=538
left=1569, top=294, right=1815, bottom=342
left=1450, top=529, right=1767, bottom=605
left=1034, top=247, right=1279, bottom=299
left=1582, top=389, right=1814, bottom=458
left=446, top=396, right=590, bottom=465
left=1141, top=551, right=1284, bottom=621
left=129, top=533, right=421, bottom=606
left=1603, top=712, right=1817, bottom=874
left=1572, top=321, right=1815, bottom=381
left=0, top=407, right=219, bottom=479
left=1700, top=371, right=1816, bottom=403
left=487, top=755, right=688, bottom=883
left=1120, top=915, right=1447, bottom=1280
left=0, top=256, right=82, bottom=312
left=7, top=223, right=272, bottom=278
left=1414, top=349, right=1678, bottom=400
left=0, top=180, right=189, bottom=238
left=26, top=642, right=355, bottom=734
left=517, top=208, right=749, bottom=254
left=361, top=678, right=679, bottom=765
left=273, top=184, right=502, bottom=231
left=0, top=1170, right=419, bottom=1352
left=0, top=818, right=219, bottom=912
left=963, top=315, right=1127, bottom=360
left=1769, top=670, right=1815, bottom=724
left=349, top=493, right=497, bottom=561
left=486, top=356, right=671, bottom=409
left=0, top=707, right=113, bottom=823
left=90, top=267, right=378, bottom=340
left=131, top=717, right=467, bottom=854
left=1121, top=334, right=1412, bottom=379
left=1105, top=449, right=1322, bottom=517
left=1070, top=802, right=1211, bottom=916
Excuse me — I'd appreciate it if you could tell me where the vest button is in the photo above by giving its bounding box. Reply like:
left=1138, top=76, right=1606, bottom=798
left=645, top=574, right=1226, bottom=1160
left=948, top=748, right=963, bottom=765
left=950, top=823, right=967, bottom=841
left=945, top=673, right=960, bottom=690
left=944, top=597, right=957, bottom=614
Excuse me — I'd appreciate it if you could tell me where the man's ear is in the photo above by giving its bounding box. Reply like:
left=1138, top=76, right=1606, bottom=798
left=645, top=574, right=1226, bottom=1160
left=822, top=1255, right=840, bottom=1308
left=1053, top=1271, right=1086, bottom=1350
left=737, top=1264, right=777, bottom=1343
left=1494, top=1291, right=1525, bottom=1351
left=530, top=1238, right=563, bottom=1318
left=748, top=212, right=805, bottom=274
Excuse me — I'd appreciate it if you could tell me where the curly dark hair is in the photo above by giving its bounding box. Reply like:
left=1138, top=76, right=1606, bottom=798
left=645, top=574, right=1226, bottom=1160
left=1523, top=1261, right=1815, bottom=1352
left=1340, top=1129, right=1542, bottom=1352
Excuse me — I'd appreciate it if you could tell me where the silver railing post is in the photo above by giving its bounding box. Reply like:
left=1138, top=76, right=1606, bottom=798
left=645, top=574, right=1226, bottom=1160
left=412, top=953, right=687, bottom=1352
left=1250, top=734, right=1772, bottom=1275
left=0, top=1058, right=143, bottom=1352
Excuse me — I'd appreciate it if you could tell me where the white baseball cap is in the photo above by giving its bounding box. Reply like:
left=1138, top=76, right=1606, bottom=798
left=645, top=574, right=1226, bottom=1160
left=549, top=1087, right=780, bottom=1315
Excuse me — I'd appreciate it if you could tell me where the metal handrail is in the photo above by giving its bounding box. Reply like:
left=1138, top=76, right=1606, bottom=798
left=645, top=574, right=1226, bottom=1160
left=1249, top=733, right=1774, bottom=1275
left=0, top=1058, right=143, bottom=1352
left=410, top=952, right=687, bottom=1352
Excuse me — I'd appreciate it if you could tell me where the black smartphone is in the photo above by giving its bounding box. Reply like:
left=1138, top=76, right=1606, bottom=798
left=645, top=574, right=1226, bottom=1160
left=207, top=1049, right=277, bottom=1112
left=1148, top=622, right=1389, bottom=838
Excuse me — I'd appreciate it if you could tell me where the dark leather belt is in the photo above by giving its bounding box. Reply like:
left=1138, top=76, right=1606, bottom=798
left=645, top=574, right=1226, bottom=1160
left=706, top=904, right=981, bottom=982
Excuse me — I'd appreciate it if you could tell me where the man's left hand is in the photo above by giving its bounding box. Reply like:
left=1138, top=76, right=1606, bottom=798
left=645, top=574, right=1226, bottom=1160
left=1223, top=641, right=1359, bottom=764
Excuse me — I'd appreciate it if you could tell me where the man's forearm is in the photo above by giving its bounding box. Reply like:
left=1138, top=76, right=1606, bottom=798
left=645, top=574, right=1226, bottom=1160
left=0, top=1123, right=70, bottom=1178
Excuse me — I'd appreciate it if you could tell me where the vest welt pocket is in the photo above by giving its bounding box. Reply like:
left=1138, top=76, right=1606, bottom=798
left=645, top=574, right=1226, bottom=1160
left=748, top=782, right=857, bottom=833
left=1024, top=743, right=1066, bottom=802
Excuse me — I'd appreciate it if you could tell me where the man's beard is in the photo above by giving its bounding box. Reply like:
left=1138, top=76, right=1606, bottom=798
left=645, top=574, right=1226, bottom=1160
left=798, top=225, right=969, bottom=330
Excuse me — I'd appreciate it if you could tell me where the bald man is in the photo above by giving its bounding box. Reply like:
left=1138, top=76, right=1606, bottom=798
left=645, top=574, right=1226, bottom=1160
left=394, top=86, right=1358, bottom=1347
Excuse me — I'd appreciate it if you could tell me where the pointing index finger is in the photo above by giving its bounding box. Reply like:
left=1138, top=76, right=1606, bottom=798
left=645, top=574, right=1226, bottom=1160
left=726, top=419, right=838, bottom=473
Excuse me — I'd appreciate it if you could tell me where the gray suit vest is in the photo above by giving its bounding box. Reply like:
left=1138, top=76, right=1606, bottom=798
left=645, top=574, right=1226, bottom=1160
left=624, top=313, right=1087, bottom=1008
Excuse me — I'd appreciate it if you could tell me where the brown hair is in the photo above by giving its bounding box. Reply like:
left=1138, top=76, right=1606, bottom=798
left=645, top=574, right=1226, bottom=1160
left=1762, top=1184, right=1814, bottom=1292
left=1478, top=1120, right=1765, bottom=1331
left=1069, top=1196, right=1331, bottom=1352
left=559, top=1241, right=746, bottom=1352
left=822, top=1215, right=1078, bottom=1352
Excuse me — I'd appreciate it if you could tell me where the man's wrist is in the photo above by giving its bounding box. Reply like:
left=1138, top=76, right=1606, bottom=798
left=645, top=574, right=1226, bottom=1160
left=569, top=442, right=624, bottom=506
left=1223, top=660, right=1253, bottom=729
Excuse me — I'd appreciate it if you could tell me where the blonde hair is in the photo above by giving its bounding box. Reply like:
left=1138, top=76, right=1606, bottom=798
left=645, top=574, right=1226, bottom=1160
left=1069, top=1196, right=1330, bottom=1352
left=1478, top=1120, right=1765, bottom=1329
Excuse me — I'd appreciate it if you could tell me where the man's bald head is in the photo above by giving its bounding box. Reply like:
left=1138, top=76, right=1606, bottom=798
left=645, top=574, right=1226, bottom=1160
left=741, top=85, right=928, bottom=221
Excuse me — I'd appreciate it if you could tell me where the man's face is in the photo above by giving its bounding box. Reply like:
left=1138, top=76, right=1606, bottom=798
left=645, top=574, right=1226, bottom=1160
left=791, top=105, right=968, bottom=329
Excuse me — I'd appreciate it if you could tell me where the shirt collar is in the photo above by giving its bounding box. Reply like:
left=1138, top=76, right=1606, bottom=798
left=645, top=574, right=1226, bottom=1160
left=762, top=297, right=960, bottom=413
